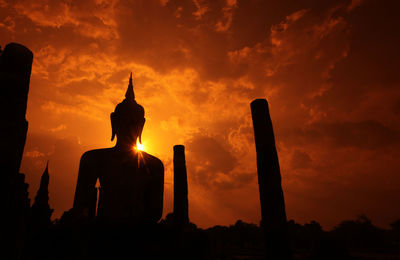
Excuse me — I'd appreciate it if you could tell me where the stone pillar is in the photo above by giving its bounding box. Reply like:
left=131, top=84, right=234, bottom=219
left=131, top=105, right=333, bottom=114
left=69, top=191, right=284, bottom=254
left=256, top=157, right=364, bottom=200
left=250, top=99, right=291, bottom=260
left=173, top=145, right=189, bottom=227
left=0, top=42, right=33, bottom=260
left=0, top=42, right=33, bottom=176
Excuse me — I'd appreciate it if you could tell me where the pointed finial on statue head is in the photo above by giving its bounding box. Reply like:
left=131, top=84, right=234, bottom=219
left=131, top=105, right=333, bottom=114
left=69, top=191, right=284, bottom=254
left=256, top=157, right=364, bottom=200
left=125, top=72, right=135, bottom=101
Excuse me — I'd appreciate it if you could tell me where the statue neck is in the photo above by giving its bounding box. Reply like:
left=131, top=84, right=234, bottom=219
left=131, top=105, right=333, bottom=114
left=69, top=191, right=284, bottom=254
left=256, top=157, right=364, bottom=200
left=115, top=137, right=137, bottom=152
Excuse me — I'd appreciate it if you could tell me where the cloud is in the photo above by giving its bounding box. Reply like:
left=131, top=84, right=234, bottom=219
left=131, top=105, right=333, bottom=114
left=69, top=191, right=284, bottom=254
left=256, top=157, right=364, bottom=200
left=319, top=120, right=399, bottom=149
left=186, top=133, right=237, bottom=187
left=13, top=0, right=119, bottom=39
left=291, top=149, right=312, bottom=169
left=282, top=120, right=399, bottom=150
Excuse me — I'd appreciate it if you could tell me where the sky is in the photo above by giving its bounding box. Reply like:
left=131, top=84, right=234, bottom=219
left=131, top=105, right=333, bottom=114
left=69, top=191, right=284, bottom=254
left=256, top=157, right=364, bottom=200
left=1, top=0, right=400, bottom=229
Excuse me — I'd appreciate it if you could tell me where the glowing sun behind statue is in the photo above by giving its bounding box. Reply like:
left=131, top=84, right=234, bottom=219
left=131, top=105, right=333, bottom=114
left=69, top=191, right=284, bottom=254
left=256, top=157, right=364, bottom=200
left=135, top=140, right=145, bottom=151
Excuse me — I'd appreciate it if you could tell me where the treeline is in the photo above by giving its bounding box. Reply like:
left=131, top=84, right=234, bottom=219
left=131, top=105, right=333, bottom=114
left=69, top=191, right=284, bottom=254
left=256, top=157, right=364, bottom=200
left=24, top=213, right=400, bottom=259
left=203, top=215, right=400, bottom=259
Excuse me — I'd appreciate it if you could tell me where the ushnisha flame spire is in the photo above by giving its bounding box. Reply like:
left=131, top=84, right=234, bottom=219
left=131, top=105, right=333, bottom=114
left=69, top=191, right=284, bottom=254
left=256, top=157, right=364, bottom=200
left=125, top=72, right=135, bottom=101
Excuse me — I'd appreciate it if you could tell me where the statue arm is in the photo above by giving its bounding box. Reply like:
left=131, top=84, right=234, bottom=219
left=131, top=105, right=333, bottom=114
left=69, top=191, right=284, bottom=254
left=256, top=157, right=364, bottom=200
left=72, top=152, right=98, bottom=218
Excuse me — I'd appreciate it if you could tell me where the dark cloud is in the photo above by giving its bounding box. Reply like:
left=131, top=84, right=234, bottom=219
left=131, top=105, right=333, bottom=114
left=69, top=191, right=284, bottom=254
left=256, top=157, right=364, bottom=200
left=291, top=149, right=312, bottom=169
left=320, top=120, right=399, bottom=149
left=186, top=133, right=237, bottom=186
left=280, top=120, right=400, bottom=150
left=282, top=120, right=399, bottom=150
left=310, top=0, right=400, bottom=117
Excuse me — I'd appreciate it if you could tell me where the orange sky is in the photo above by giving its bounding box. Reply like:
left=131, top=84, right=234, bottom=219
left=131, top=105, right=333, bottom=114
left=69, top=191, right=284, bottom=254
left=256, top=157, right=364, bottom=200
left=2, top=0, right=400, bottom=229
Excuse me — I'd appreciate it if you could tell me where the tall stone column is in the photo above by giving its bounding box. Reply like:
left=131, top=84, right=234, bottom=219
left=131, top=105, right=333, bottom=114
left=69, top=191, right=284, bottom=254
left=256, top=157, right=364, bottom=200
left=0, top=42, right=33, bottom=260
left=250, top=99, right=291, bottom=260
left=0, top=43, right=33, bottom=176
left=173, top=145, right=189, bottom=228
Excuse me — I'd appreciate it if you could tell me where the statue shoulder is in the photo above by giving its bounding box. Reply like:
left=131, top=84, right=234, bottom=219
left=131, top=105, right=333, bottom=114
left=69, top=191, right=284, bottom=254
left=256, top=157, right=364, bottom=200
left=141, top=152, right=164, bottom=171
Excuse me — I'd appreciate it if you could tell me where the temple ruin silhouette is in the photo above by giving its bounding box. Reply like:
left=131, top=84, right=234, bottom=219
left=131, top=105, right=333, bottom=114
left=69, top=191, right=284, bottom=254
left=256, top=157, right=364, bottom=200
left=31, top=162, right=53, bottom=229
left=0, top=41, right=292, bottom=259
left=4, top=42, right=398, bottom=259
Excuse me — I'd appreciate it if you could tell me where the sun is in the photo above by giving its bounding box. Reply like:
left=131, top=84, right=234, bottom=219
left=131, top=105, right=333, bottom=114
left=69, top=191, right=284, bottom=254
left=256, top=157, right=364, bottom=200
left=135, top=140, right=145, bottom=152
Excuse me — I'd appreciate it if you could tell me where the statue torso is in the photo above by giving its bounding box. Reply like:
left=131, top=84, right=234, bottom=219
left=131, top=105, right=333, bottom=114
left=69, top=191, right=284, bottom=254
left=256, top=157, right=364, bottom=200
left=79, top=148, right=164, bottom=223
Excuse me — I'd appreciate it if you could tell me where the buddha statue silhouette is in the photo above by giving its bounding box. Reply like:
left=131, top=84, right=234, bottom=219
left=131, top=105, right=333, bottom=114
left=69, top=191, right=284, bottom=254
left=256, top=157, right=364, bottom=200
left=73, top=73, right=164, bottom=224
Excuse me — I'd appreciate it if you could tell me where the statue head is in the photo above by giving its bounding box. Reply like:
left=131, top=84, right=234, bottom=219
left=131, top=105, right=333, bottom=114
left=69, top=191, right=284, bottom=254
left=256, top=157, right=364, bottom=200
left=110, top=73, right=145, bottom=147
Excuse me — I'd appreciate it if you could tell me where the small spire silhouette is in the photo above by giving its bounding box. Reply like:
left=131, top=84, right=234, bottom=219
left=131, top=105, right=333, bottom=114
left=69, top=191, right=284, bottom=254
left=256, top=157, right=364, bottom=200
left=40, top=161, right=49, bottom=188
left=32, top=160, right=53, bottom=227
left=125, top=72, right=135, bottom=101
